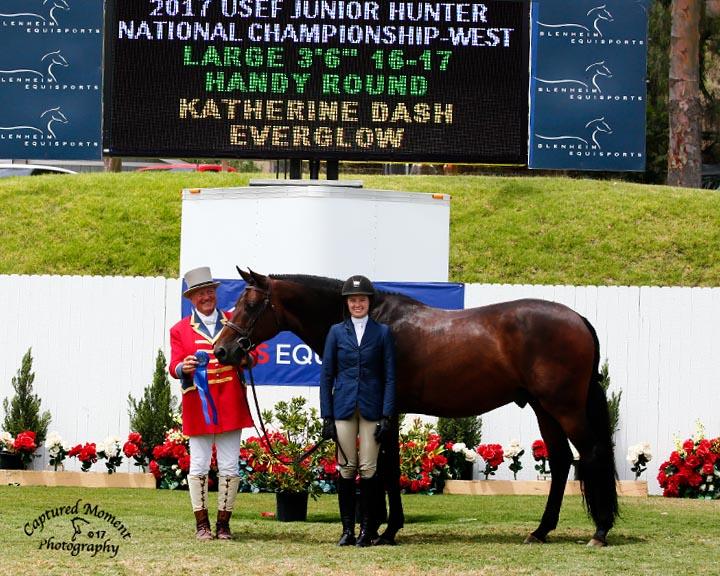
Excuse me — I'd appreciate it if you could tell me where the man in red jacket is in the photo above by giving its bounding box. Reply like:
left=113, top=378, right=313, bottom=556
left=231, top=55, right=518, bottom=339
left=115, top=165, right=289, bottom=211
left=169, top=266, right=257, bottom=541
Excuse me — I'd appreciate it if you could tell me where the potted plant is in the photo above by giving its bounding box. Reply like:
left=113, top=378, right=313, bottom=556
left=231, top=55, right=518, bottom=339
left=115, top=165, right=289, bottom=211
left=239, top=397, right=335, bottom=521
left=2, top=349, right=51, bottom=469
left=437, top=416, right=482, bottom=480
left=398, top=417, right=448, bottom=494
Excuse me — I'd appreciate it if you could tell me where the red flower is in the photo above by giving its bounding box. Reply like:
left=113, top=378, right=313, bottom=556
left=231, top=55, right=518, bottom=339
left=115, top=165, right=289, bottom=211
left=14, top=431, right=37, bottom=453
left=532, top=440, right=548, bottom=460
left=149, top=460, right=161, bottom=479
left=178, top=455, right=191, bottom=472
left=68, top=444, right=83, bottom=458
left=123, top=441, right=139, bottom=458
left=128, top=432, right=142, bottom=444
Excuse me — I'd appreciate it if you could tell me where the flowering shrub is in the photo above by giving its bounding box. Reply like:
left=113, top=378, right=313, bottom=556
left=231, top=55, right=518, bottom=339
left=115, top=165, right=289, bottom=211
left=444, top=441, right=477, bottom=480
left=399, top=418, right=448, bottom=494
left=0, top=430, right=38, bottom=468
left=123, top=432, right=150, bottom=471
left=240, top=397, right=336, bottom=498
left=68, top=442, right=98, bottom=472
left=658, top=424, right=720, bottom=499
left=504, top=440, right=524, bottom=480
left=13, top=430, right=38, bottom=468
left=532, top=440, right=550, bottom=475
left=149, top=428, right=190, bottom=490
left=476, top=443, right=504, bottom=479
left=627, top=442, right=652, bottom=480
left=97, top=436, right=124, bottom=474
left=45, top=431, right=69, bottom=471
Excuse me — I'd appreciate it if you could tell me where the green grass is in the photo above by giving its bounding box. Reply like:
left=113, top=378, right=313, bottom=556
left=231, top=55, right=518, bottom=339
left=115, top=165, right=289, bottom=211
left=1, top=487, right=718, bottom=575
left=1, top=172, right=719, bottom=285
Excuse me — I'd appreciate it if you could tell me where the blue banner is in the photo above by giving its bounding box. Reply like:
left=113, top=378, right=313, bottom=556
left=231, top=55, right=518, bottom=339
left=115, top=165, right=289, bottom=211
left=182, top=280, right=465, bottom=386
left=528, top=0, right=649, bottom=171
left=0, top=0, right=102, bottom=160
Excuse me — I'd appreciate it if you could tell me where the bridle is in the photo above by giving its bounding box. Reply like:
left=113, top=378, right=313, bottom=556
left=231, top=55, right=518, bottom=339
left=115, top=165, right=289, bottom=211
left=222, top=283, right=281, bottom=354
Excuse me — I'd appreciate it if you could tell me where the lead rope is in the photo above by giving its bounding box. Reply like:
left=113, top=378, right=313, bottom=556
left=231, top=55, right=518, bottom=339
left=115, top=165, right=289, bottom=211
left=242, top=352, right=281, bottom=461
left=242, top=351, right=349, bottom=466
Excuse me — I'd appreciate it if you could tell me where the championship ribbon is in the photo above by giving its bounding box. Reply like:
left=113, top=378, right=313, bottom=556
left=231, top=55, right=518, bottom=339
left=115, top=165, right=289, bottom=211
left=194, top=351, right=218, bottom=426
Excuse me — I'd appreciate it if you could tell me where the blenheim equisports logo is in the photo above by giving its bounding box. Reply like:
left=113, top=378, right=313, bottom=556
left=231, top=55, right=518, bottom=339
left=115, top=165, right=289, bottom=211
left=23, top=499, right=131, bottom=559
left=0, top=0, right=70, bottom=26
left=536, top=116, right=613, bottom=149
left=535, top=60, right=613, bottom=93
left=538, top=4, right=614, bottom=37
left=0, top=106, right=69, bottom=139
left=0, top=49, right=69, bottom=83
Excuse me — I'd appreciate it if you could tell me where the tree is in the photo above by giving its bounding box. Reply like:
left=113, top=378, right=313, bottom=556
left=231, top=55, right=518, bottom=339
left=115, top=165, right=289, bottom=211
left=437, top=416, right=482, bottom=448
left=599, top=360, right=622, bottom=447
left=128, top=349, right=178, bottom=453
left=668, top=0, right=703, bottom=187
left=2, top=348, right=51, bottom=446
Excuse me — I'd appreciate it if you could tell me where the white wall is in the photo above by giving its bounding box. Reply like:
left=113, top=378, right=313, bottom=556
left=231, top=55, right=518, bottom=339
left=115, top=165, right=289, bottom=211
left=1, top=275, right=717, bottom=494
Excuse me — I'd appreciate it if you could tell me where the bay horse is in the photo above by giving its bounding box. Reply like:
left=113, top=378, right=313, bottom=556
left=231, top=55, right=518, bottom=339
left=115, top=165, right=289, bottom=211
left=214, top=269, right=618, bottom=546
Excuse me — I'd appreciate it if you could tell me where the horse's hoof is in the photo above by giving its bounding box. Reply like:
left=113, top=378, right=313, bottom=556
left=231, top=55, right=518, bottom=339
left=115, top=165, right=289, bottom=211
left=586, top=537, right=607, bottom=548
left=373, top=535, right=397, bottom=546
left=523, top=534, right=545, bottom=544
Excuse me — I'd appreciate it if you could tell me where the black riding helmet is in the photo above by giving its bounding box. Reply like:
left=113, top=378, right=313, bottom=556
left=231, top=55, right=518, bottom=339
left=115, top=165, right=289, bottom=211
left=341, top=275, right=375, bottom=297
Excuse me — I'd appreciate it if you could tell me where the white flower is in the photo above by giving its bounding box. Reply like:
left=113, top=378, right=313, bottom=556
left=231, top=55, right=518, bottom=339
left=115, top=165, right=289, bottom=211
left=504, top=440, right=523, bottom=459
left=626, top=442, right=652, bottom=465
left=452, top=442, right=467, bottom=453
left=463, top=448, right=477, bottom=463
left=0, top=431, right=14, bottom=449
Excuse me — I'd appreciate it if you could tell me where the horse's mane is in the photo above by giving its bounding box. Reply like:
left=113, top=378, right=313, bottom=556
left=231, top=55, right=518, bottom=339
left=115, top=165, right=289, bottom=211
left=269, top=274, right=424, bottom=306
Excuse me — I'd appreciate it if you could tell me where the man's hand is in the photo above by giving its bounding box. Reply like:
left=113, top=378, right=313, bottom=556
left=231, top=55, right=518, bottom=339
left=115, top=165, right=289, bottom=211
left=181, top=355, right=198, bottom=375
left=321, top=417, right=337, bottom=441
left=374, top=416, right=391, bottom=442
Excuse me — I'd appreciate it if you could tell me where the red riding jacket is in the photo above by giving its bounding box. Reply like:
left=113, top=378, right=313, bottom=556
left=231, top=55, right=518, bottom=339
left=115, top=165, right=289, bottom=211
left=169, top=310, right=257, bottom=436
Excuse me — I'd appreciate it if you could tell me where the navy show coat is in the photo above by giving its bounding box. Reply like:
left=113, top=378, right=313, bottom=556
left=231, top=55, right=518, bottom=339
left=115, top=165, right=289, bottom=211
left=320, top=317, right=396, bottom=421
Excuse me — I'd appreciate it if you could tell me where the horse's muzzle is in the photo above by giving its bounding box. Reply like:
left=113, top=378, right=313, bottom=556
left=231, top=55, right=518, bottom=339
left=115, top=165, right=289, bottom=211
left=214, top=337, right=252, bottom=365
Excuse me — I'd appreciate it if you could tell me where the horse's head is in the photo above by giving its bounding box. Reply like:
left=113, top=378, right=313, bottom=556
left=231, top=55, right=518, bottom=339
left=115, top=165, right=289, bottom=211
left=42, top=50, right=69, bottom=67
left=214, top=268, right=282, bottom=365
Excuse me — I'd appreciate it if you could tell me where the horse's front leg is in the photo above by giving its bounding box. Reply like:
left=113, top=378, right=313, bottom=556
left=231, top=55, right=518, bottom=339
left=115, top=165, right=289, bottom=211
left=374, top=417, right=403, bottom=545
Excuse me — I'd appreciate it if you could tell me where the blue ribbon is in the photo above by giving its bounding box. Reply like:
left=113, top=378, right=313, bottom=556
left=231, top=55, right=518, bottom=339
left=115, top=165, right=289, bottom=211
left=194, top=351, right=218, bottom=426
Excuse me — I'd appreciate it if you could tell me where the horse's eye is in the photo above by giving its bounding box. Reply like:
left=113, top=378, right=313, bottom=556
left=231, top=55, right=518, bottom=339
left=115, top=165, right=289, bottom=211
left=246, top=299, right=257, bottom=310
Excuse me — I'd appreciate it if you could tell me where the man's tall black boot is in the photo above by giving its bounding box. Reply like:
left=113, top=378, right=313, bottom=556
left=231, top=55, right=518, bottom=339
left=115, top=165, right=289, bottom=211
left=336, top=477, right=356, bottom=546
left=356, top=475, right=379, bottom=547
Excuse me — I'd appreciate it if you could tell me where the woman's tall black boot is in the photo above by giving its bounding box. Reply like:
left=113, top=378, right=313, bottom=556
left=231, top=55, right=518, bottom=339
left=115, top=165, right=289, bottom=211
left=356, top=476, right=379, bottom=547
left=336, top=477, right=356, bottom=546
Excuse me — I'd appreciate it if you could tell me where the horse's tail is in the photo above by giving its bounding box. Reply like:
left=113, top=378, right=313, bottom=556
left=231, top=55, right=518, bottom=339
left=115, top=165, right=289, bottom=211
left=578, top=317, right=619, bottom=534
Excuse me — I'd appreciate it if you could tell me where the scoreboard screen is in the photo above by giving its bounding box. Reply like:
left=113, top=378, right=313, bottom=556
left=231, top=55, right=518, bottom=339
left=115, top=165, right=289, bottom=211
left=103, top=0, right=529, bottom=163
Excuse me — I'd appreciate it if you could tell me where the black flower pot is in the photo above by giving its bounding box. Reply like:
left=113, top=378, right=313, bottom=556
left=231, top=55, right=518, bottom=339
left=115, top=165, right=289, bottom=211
left=275, top=491, right=308, bottom=522
left=0, top=451, right=23, bottom=470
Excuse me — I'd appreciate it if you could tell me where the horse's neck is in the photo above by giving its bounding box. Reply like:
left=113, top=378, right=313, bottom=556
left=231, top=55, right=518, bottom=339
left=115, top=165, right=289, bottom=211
left=279, top=286, right=343, bottom=354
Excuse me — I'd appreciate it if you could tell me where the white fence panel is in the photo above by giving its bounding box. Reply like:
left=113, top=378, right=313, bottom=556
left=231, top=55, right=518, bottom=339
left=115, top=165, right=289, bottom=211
left=1, top=275, right=718, bottom=493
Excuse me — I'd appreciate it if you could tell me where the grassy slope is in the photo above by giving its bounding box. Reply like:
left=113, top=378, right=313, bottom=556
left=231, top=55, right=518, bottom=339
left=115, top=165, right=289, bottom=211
left=1, top=172, right=718, bottom=285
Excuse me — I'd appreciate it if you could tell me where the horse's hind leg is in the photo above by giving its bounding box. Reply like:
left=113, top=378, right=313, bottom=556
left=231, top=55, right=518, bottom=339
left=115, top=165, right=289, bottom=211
left=525, top=402, right=573, bottom=544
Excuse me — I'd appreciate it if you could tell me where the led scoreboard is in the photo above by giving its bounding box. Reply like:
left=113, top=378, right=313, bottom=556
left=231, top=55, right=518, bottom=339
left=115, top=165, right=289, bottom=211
left=103, top=1, right=529, bottom=163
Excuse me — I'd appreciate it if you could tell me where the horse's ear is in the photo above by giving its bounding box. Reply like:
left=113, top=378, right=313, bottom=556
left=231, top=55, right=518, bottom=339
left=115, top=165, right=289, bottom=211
left=237, top=266, right=254, bottom=284
left=248, top=268, right=268, bottom=288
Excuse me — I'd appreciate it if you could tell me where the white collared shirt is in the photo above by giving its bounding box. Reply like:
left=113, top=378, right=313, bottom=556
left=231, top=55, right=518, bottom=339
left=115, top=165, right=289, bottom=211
left=196, top=308, right=219, bottom=337
left=351, top=315, right=368, bottom=345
